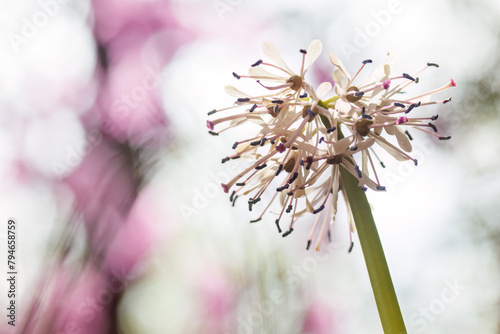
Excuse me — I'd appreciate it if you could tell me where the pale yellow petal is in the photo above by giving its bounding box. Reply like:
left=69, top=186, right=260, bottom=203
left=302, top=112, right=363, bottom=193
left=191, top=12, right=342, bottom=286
left=329, top=53, right=352, bottom=83
left=224, top=85, right=250, bottom=98
left=303, top=39, right=322, bottom=73
left=262, top=41, right=293, bottom=75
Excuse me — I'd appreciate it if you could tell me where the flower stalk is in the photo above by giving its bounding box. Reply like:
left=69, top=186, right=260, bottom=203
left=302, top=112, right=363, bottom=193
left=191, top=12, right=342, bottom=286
left=323, top=116, right=406, bottom=333
left=340, top=165, right=407, bottom=334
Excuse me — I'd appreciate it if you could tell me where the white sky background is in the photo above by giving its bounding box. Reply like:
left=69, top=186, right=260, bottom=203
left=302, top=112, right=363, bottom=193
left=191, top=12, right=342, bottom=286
left=0, top=0, right=499, bottom=333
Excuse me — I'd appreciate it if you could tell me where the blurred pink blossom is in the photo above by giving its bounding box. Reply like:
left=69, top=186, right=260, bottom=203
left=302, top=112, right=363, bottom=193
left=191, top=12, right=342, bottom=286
left=302, top=299, right=337, bottom=334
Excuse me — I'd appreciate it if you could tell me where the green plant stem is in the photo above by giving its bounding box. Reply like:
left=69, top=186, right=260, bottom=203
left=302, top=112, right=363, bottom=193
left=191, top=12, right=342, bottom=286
left=317, top=102, right=406, bottom=333
left=340, top=163, right=407, bottom=334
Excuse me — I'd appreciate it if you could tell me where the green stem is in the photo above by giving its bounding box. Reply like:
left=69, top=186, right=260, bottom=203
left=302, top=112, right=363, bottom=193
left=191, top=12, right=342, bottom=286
left=340, top=167, right=407, bottom=333
left=317, top=101, right=406, bottom=333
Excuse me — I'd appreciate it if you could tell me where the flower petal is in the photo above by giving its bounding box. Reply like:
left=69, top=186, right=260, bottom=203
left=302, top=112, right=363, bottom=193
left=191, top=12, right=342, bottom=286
left=262, top=41, right=294, bottom=75
left=335, top=98, right=352, bottom=115
left=316, top=82, right=332, bottom=99
left=333, top=137, right=352, bottom=154
left=394, top=126, right=412, bottom=152
left=303, top=39, right=322, bottom=74
left=329, top=53, right=352, bottom=84
left=225, top=85, right=251, bottom=98
left=373, top=136, right=410, bottom=161
left=248, top=66, right=287, bottom=81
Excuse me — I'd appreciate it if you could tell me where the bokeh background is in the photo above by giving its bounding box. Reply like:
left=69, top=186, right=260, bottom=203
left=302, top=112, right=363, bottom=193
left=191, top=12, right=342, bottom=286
left=0, top=0, right=499, bottom=333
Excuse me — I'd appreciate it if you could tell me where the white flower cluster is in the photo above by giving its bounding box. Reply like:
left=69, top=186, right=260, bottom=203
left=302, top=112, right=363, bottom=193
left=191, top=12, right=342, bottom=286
left=207, top=40, right=455, bottom=250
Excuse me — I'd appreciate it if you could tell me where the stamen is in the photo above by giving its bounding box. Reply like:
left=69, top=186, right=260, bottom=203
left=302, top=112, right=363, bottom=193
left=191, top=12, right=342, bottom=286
left=276, top=184, right=289, bottom=192
left=222, top=157, right=230, bottom=164
left=231, top=155, right=241, bottom=160
left=232, top=195, right=238, bottom=207
left=431, top=115, right=439, bottom=121
left=403, top=73, right=416, bottom=81
left=354, top=91, right=365, bottom=97
left=260, top=138, right=268, bottom=146
left=306, top=240, right=311, bottom=250
left=439, top=136, right=451, bottom=140
left=232, top=142, right=239, bottom=149
left=362, top=59, right=373, bottom=64
left=251, top=59, right=263, bottom=67
left=300, top=49, right=307, bottom=54
left=300, top=93, right=308, bottom=98
left=305, top=156, right=314, bottom=170
left=276, top=143, right=286, bottom=153
left=361, top=114, right=372, bottom=119
left=394, top=102, right=406, bottom=108
left=405, top=104, right=416, bottom=114
left=428, top=122, right=438, bottom=132
left=327, top=127, right=336, bottom=133
left=250, top=218, right=262, bottom=223
left=282, top=228, right=294, bottom=237
left=319, top=137, right=325, bottom=144
left=236, top=182, right=246, bottom=186
left=361, top=186, right=367, bottom=191
left=237, top=98, right=250, bottom=102
left=272, top=99, right=284, bottom=104
left=248, top=197, right=261, bottom=211
left=405, top=130, right=413, bottom=141
left=376, top=185, right=386, bottom=191
left=255, top=163, right=267, bottom=170
left=275, top=219, right=282, bottom=233
left=250, top=140, right=261, bottom=146
left=276, top=164, right=284, bottom=176
left=397, top=116, right=408, bottom=125
left=286, top=205, right=293, bottom=213
left=354, top=165, right=362, bottom=178
left=348, top=242, right=354, bottom=253
left=232, top=72, right=241, bottom=79
left=206, top=120, right=214, bottom=130
left=313, top=205, right=325, bottom=214
left=207, top=109, right=216, bottom=116
left=209, top=131, right=219, bottom=136
left=221, top=183, right=229, bottom=193
left=249, top=104, right=258, bottom=112
left=230, top=190, right=236, bottom=202
left=249, top=198, right=261, bottom=205
left=443, top=97, right=452, bottom=104
left=427, top=62, right=439, bottom=67
left=288, top=172, right=299, bottom=184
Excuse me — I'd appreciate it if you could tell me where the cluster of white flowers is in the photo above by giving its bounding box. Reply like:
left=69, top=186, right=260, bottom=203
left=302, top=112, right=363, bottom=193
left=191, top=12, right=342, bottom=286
left=207, top=40, right=455, bottom=251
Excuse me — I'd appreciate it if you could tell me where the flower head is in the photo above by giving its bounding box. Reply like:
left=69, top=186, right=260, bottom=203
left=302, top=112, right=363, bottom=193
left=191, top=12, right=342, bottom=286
left=207, top=41, right=455, bottom=250
left=327, top=55, right=455, bottom=180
